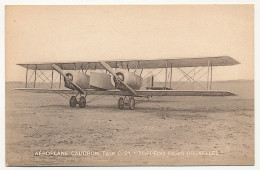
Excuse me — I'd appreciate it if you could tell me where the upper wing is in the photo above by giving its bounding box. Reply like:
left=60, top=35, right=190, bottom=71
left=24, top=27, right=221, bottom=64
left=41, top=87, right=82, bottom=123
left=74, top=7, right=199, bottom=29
left=16, top=88, right=235, bottom=96
left=17, top=56, right=239, bottom=70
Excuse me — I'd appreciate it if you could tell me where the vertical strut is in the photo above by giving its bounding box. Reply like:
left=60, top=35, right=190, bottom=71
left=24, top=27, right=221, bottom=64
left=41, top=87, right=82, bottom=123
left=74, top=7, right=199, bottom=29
left=51, top=68, right=54, bottom=89
left=59, top=64, right=62, bottom=89
left=34, top=65, right=37, bottom=88
left=170, top=64, right=172, bottom=89
left=193, top=67, right=196, bottom=90
left=25, top=65, right=28, bottom=88
left=165, top=61, right=168, bottom=89
left=134, top=61, right=139, bottom=74
left=85, top=64, right=88, bottom=74
left=207, top=60, right=210, bottom=90
left=81, top=64, right=84, bottom=73
left=73, top=63, right=76, bottom=71
left=59, top=75, right=61, bottom=89
left=210, top=64, right=213, bottom=90
left=151, top=76, right=154, bottom=87
left=140, top=68, right=143, bottom=76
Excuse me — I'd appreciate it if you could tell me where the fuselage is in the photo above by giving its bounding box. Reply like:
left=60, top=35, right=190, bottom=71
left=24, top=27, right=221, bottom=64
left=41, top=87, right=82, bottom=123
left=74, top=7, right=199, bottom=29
left=64, top=70, right=143, bottom=91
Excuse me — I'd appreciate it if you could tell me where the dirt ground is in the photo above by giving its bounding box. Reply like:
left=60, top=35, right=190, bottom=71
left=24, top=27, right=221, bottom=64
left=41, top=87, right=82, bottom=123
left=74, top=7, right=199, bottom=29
left=5, top=81, right=254, bottom=166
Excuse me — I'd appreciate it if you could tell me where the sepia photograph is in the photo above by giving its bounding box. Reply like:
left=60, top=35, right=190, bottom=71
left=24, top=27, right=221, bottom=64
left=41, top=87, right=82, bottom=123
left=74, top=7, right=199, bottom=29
left=5, top=5, right=254, bottom=166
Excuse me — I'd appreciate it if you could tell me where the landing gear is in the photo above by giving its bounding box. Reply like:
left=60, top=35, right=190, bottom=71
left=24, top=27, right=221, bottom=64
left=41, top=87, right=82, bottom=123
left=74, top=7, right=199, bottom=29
left=69, top=95, right=86, bottom=108
left=117, top=96, right=136, bottom=110
left=118, top=97, right=125, bottom=110
left=70, top=96, right=77, bottom=108
left=128, top=97, right=135, bottom=110
left=79, top=96, right=86, bottom=108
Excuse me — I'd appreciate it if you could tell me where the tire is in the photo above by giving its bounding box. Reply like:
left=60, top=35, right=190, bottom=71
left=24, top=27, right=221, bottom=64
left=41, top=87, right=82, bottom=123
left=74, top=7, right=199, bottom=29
left=79, top=96, right=86, bottom=108
left=118, top=97, right=124, bottom=110
left=70, top=96, right=77, bottom=108
left=128, top=97, right=135, bottom=110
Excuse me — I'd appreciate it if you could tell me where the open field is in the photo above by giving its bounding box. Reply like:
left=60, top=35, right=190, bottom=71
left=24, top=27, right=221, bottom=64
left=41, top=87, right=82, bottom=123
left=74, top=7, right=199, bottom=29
left=5, top=80, right=254, bottom=166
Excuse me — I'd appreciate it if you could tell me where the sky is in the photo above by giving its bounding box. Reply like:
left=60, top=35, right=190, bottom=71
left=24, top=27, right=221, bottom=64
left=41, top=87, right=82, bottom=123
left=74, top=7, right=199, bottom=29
left=5, top=5, right=254, bottom=82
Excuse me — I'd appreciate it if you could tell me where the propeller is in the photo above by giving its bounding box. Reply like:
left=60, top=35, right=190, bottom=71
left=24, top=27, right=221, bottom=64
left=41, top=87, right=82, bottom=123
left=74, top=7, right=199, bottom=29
left=100, top=61, right=136, bottom=96
left=52, top=64, right=84, bottom=94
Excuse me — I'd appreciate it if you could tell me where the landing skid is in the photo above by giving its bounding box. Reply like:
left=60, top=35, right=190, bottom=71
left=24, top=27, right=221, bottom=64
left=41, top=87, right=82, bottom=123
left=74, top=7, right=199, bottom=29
left=118, top=96, right=135, bottom=110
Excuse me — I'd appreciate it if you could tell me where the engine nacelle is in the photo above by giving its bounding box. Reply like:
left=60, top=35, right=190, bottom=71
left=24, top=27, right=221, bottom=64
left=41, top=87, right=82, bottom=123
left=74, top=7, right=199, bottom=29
left=111, top=69, right=142, bottom=90
left=63, top=71, right=90, bottom=90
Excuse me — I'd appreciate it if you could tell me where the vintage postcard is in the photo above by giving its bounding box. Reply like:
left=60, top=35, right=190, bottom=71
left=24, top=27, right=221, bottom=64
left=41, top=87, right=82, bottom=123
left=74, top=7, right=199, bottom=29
left=5, top=5, right=254, bottom=166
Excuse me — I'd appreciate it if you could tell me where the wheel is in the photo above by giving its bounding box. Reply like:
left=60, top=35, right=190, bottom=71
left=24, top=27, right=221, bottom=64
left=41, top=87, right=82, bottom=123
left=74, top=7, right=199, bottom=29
left=128, top=97, right=135, bottom=110
left=70, top=96, right=77, bottom=108
left=79, top=96, right=86, bottom=108
left=118, top=97, right=124, bottom=110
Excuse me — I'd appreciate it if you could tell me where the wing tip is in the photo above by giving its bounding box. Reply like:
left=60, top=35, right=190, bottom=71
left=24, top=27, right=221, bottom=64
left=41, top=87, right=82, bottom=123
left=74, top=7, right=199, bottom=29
left=226, top=56, right=240, bottom=65
left=228, top=92, right=237, bottom=96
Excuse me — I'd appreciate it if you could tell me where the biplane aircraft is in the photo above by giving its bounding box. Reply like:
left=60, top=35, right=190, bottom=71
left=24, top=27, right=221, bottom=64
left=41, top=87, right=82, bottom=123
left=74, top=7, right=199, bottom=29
left=16, top=56, right=239, bottom=110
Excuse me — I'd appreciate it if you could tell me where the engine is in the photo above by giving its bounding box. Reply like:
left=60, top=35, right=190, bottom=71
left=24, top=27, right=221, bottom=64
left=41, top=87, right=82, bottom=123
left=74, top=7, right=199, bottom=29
left=63, top=71, right=90, bottom=90
left=111, top=69, right=142, bottom=90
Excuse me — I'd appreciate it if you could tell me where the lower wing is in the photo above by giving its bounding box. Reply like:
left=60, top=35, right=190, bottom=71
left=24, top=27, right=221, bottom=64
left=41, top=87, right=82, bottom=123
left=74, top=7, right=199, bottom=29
left=15, top=88, right=236, bottom=96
